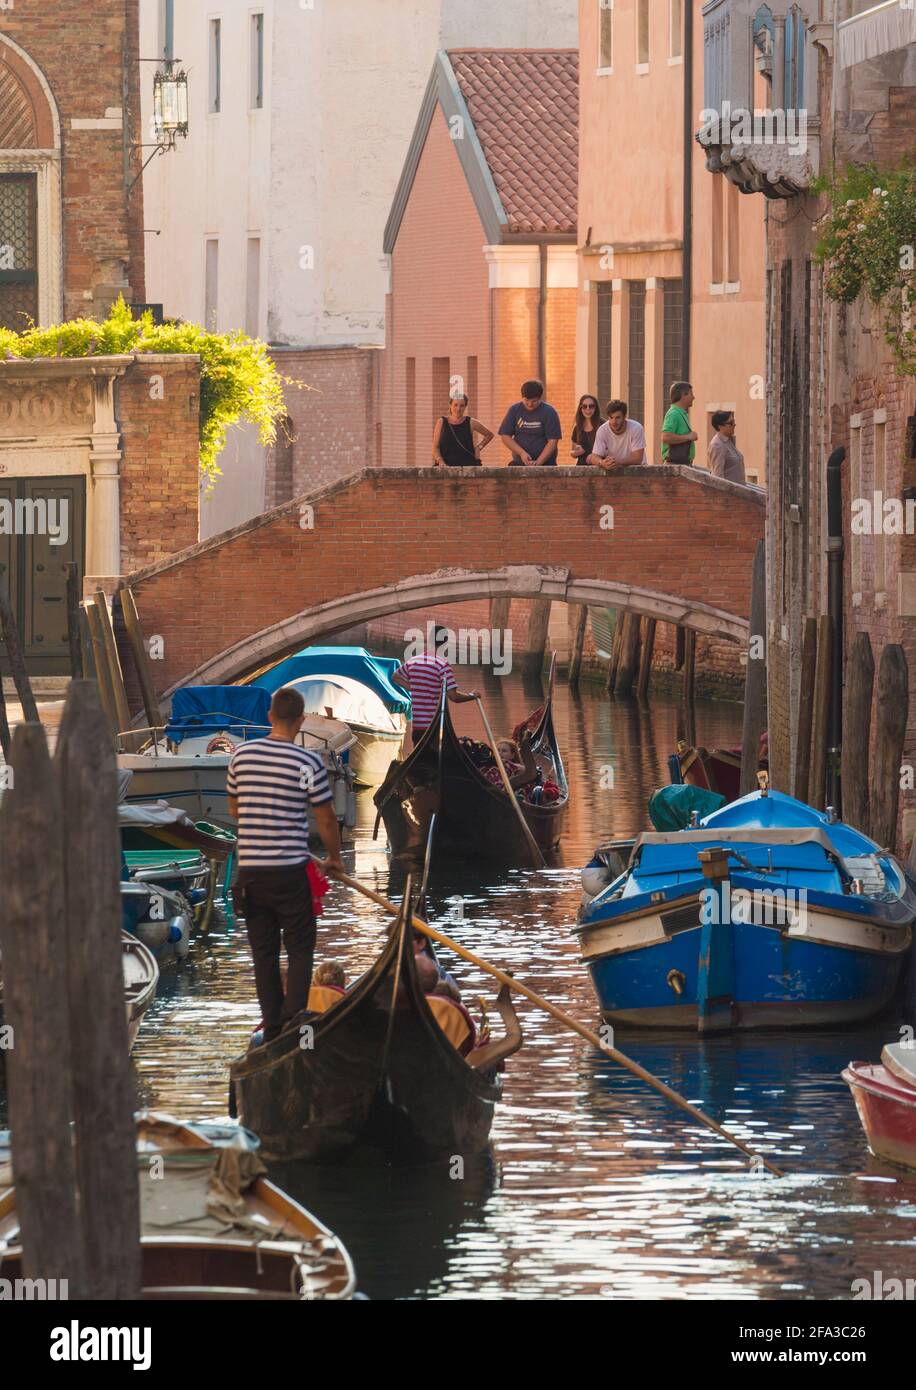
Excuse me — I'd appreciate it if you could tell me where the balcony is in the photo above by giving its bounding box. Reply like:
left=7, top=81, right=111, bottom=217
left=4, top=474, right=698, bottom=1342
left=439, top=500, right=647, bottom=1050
left=698, top=0, right=822, bottom=199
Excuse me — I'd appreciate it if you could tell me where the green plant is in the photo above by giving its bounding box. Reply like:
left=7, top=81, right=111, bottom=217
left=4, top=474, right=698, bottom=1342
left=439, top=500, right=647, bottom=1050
left=813, top=164, right=916, bottom=375
left=0, top=297, right=288, bottom=482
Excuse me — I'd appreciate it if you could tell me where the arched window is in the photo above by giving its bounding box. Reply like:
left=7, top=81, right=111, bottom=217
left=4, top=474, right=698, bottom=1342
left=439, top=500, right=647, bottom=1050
left=0, top=32, right=63, bottom=327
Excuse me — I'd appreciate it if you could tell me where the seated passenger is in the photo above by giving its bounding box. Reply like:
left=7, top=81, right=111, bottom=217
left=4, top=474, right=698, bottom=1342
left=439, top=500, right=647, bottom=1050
left=486, top=731, right=538, bottom=791
left=307, top=959, right=347, bottom=1013
left=413, top=946, right=477, bottom=1056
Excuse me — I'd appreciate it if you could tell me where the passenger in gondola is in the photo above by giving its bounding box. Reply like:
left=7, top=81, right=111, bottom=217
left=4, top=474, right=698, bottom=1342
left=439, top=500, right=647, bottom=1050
left=487, top=731, right=539, bottom=792
left=413, top=942, right=478, bottom=1057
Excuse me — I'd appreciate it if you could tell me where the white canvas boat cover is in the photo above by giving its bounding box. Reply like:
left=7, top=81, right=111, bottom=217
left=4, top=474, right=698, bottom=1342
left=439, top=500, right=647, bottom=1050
left=118, top=801, right=198, bottom=830
left=284, top=675, right=402, bottom=735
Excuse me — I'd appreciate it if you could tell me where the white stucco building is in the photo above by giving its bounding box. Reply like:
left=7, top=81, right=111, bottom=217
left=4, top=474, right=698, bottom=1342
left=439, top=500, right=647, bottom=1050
left=139, top=0, right=578, bottom=535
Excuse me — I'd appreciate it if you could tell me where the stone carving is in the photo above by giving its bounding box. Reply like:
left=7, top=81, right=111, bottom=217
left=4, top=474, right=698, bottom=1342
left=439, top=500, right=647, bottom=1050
left=0, top=379, right=93, bottom=436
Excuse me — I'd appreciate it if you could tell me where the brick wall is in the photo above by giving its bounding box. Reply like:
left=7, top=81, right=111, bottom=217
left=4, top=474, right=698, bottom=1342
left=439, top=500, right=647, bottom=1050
left=264, top=346, right=381, bottom=505
left=117, top=354, right=201, bottom=573
left=0, top=0, right=145, bottom=319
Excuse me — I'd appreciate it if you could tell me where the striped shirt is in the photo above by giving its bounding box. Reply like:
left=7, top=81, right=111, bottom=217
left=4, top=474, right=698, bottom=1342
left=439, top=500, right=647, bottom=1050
left=394, top=655, right=457, bottom=729
left=227, top=737, right=333, bottom=868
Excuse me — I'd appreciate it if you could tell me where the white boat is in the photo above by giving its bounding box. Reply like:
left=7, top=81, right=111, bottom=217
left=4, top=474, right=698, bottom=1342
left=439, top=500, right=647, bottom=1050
left=118, top=686, right=357, bottom=834
left=276, top=673, right=405, bottom=787
left=0, top=1113, right=358, bottom=1299
left=122, top=932, right=159, bottom=1051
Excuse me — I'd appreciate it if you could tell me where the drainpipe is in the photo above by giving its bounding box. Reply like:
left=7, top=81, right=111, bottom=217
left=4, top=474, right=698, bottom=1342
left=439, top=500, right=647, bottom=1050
left=538, top=244, right=548, bottom=387
left=826, top=445, right=846, bottom=811
left=681, top=0, right=694, bottom=379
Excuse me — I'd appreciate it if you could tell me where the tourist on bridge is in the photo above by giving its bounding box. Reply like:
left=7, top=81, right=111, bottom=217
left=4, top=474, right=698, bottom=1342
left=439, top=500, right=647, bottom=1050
left=707, top=410, right=746, bottom=484
left=227, top=687, right=345, bottom=1044
left=393, top=628, right=480, bottom=746
left=570, top=395, right=603, bottom=464
left=660, top=381, right=698, bottom=464
left=498, top=379, right=562, bottom=466
left=432, top=393, right=494, bottom=466
left=588, top=400, right=647, bottom=469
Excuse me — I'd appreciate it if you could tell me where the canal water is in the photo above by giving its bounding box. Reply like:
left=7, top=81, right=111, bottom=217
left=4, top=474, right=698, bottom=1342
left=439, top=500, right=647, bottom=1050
left=9, top=673, right=916, bottom=1299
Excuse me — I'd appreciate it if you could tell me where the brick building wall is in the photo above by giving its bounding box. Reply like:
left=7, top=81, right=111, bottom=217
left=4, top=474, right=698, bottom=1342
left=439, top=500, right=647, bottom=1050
left=382, top=105, right=579, bottom=466
left=264, top=346, right=381, bottom=505
left=765, top=45, right=916, bottom=847
left=0, top=0, right=145, bottom=320
left=117, top=354, right=201, bottom=573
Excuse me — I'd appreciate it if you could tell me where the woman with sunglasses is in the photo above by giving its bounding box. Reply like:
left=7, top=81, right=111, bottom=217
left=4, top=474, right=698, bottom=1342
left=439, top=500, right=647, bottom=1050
left=570, top=395, right=603, bottom=465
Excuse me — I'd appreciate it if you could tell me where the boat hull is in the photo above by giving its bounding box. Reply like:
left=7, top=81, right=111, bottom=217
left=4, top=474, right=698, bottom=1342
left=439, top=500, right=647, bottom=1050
left=122, top=934, right=159, bottom=1051
left=581, top=896, right=909, bottom=1031
left=348, top=725, right=404, bottom=789
left=230, top=914, right=501, bottom=1164
left=843, top=1061, right=916, bottom=1172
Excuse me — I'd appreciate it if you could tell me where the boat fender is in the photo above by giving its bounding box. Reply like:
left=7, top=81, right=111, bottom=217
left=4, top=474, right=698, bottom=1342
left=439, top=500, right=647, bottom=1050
left=136, top=919, right=170, bottom=949
left=169, top=916, right=191, bottom=957
left=581, top=864, right=612, bottom=898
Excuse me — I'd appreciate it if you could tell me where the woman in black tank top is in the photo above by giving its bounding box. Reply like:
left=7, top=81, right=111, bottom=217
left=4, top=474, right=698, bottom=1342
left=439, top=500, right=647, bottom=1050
left=433, top=395, right=494, bottom=467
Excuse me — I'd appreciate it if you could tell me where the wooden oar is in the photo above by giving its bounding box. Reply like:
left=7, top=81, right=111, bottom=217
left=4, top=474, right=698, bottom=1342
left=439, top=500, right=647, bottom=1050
left=333, top=869, right=784, bottom=1178
left=474, top=697, right=546, bottom=869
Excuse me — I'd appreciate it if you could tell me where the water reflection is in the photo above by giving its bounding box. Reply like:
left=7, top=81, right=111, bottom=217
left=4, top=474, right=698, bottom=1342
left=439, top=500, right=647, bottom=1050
left=4, top=673, right=915, bottom=1298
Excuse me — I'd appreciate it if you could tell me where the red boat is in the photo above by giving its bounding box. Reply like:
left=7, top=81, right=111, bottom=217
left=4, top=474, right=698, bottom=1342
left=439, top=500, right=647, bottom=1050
left=842, top=1044, right=916, bottom=1173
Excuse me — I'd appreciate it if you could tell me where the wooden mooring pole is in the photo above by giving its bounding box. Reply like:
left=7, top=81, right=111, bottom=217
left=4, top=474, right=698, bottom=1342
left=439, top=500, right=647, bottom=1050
left=636, top=617, right=656, bottom=702
left=793, top=616, right=818, bottom=802
left=739, top=539, right=767, bottom=796
left=66, top=561, right=83, bottom=679
left=841, top=632, right=874, bottom=835
left=0, top=578, right=40, bottom=725
left=809, top=613, right=833, bottom=811
left=0, top=682, right=142, bottom=1299
left=568, top=604, right=588, bottom=687
left=870, top=644, right=908, bottom=850
left=614, top=611, right=642, bottom=697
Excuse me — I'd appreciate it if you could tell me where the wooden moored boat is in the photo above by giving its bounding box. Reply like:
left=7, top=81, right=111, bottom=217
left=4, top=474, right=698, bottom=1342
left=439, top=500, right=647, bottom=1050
left=229, top=886, right=522, bottom=1163
left=843, top=1043, right=916, bottom=1173
left=0, top=1114, right=357, bottom=1299
left=373, top=682, right=568, bottom=866
left=122, top=932, right=159, bottom=1051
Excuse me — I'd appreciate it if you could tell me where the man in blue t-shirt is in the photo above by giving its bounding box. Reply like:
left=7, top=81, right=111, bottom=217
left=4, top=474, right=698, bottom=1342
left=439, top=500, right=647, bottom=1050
left=498, top=379, right=562, bottom=466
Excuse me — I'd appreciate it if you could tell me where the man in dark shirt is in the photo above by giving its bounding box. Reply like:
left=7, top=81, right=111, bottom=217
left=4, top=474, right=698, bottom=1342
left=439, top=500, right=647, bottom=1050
left=498, top=379, right=562, bottom=466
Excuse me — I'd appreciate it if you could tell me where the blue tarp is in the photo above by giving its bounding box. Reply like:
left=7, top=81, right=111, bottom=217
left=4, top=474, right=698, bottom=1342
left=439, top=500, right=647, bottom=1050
left=165, top=685, right=271, bottom=744
left=252, top=646, right=411, bottom=715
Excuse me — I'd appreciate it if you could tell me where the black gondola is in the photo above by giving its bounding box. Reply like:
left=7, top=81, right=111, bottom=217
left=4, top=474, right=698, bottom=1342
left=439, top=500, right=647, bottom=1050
left=373, top=679, right=569, bottom=867
left=228, top=885, right=522, bottom=1164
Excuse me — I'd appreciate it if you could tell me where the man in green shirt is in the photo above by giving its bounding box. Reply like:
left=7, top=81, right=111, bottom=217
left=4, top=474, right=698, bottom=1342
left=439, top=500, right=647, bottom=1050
left=661, top=381, right=698, bottom=464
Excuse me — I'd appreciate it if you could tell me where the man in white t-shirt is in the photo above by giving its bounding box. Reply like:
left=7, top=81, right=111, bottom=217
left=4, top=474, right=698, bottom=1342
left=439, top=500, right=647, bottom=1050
left=588, top=400, right=647, bottom=470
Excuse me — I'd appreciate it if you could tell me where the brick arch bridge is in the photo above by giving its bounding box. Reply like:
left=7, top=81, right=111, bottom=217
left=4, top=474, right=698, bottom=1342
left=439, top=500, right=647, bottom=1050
left=122, top=466, right=766, bottom=698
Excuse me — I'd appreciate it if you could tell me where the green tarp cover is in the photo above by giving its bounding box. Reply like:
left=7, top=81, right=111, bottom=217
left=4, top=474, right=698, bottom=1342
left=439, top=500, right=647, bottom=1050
left=648, top=783, right=726, bottom=832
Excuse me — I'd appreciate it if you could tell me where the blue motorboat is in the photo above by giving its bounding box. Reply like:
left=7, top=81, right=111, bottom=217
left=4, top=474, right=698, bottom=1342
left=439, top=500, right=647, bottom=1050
left=250, top=646, right=410, bottom=787
left=577, top=789, right=915, bottom=1032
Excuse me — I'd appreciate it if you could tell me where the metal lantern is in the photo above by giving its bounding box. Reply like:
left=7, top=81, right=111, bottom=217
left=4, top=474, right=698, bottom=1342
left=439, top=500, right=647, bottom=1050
left=153, top=64, right=189, bottom=145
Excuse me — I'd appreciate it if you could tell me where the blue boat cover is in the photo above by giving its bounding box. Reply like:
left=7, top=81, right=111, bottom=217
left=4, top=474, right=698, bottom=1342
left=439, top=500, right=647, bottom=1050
left=649, top=783, right=726, bottom=831
left=165, top=686, right=271, bottom=744
left=252, top=646, right=411, bottom=715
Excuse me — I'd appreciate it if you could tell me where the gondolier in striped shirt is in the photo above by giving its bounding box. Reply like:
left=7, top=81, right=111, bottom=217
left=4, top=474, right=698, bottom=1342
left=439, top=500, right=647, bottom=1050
left=227, top=687, right=345, bottom=1042
left=392, top=628, right=480, bottom=745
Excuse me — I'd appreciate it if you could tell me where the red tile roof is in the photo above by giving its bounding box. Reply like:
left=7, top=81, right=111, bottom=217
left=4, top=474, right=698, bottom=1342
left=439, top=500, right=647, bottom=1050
left=447, top=49, right=578, bottom=236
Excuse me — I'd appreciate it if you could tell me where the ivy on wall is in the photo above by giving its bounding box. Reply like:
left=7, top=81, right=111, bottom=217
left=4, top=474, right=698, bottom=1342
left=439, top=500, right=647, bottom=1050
left=0, top=297, right=288, bottom=484
left=813, top=164, right=916, bottom=376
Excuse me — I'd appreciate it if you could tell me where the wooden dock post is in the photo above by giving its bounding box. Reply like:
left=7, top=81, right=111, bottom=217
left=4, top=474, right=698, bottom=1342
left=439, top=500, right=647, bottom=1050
left=841, top=632, right=874, bottom=834
left=606, top=612, right=623, bottom=692
left=118, top=586, right=164, bottom=737
left=636, top=617, right=656, bottom=702
left=93, top=589, right=137, bottom=750
left=0, top=677, right=10, bottom=761
left=739, top=539, right=767, bottom=796
left=0, top=724, right=88, bottom=1297
left=56, top=681, right=142, bottom=1299
left=523, top=598, right=552, bottom=680
left=568, top=604, right=588, bottom=687
left=793, top=616, right=818, bottom=802
left=0, top=578, right=40, bottom=725
left=490, top=594, right=510, bottom=637
left=809, top=613, right=833, bottom=810
left=66, top=562, right=83, bottom=679
left=870, top=644, right=908, bottom=850
left=614, top=612, right=642, bottom=697
left=83, top=597, right=119, bottom=737
left=682, top=632, right=697, bottom=749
